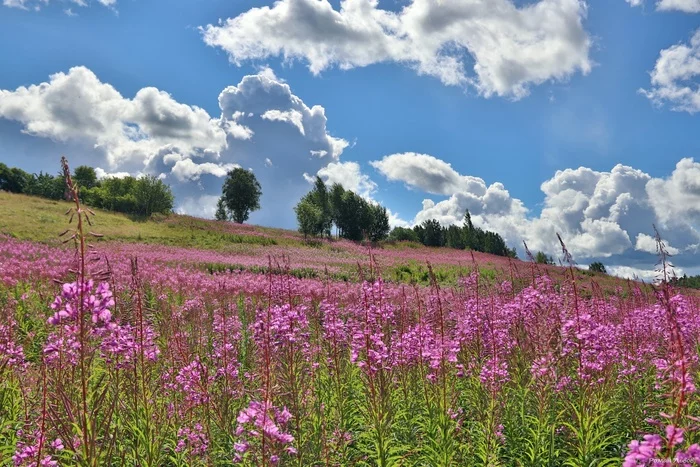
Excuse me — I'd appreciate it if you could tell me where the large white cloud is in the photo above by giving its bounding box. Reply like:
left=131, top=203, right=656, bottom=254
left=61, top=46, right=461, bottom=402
left=641, top=30, right=700, bottom=113
left=371, top=152, right=700, bottom=264
left=0, top=67, right=230, bottom=173
left=0, top=66, right=356, bottom=228
left=201, top=0, right=592, bottom=99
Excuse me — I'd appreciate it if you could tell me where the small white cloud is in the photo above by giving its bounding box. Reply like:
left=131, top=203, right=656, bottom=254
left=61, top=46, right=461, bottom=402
left=657, top=0, right=700, bottom=12
left=170, top=159, right=238, bottom=182
left=371, top=152, right=487, bottom=196
left=310, top=150, right=328, bottom=158
left=640, top=30, right=700, bottom=113
left=264, top=158, right=273, bottom=167
left=635, top=233, right=681, bottom=255
left=95, top=167, right=131, bottom=179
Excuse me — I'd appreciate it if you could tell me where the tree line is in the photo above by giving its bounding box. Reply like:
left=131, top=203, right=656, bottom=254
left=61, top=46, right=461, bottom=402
left=5, top=160, right=521, bottom=258
left=389, top=211, right=517, bottom=258
left=671, top=274, right=700, bottom=289
left=0, top=162, right=174, bottom=217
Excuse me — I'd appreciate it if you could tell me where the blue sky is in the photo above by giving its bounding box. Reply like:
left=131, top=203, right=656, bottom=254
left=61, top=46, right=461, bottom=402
left=1, top=0, right=699, bottom=279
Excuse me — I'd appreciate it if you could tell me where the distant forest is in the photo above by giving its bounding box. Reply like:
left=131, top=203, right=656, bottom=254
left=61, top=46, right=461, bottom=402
left=0, top=162, right=174, bottom=217
left=671, top=274, right=700, bottom=290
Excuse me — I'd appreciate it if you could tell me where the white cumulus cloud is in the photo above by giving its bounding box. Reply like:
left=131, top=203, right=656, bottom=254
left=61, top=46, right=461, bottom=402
left=635, top=233, right=681, bottom=255
left=641, top=30, right=700, bottom=113
left=371, top=152, right=700, bottom=265
left=201, top=0, right=592, bottom=99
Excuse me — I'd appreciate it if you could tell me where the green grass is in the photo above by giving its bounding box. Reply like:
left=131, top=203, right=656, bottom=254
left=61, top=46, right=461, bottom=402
left=0, top=192, right=294, bottom=250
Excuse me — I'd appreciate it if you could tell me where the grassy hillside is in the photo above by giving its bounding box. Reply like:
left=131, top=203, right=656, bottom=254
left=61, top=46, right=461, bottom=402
left=0, top=191, right=662, bottom=292
left=0, top=191, right=301, bottom=250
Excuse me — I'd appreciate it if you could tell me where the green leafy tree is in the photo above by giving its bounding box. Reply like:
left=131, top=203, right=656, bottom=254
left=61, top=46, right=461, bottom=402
left=445, top=224, right=466, bottom=249
left=366, top=203, right=390, bottom=242
left=419, top=219, right=444, bottom=247
left=0, top=163, right=31, bottom=193
left=221, top=168, right=262, bottom=224
left=25, top=172, right=65, bottom=200
left=89, top=176, right=138, bottom=213
left=132, top=175, right=174, bottom=216
left=310, top=176, right=332, bottom=237
left=589, top=261, right=607, bottom=274
left=336, top=191, right=366, bottom=241
left=215, top=197, right=228, bottom=221
left=535, top=251, right=555, bottom=265
left=73, top=166, right=98, bottom=190
left=295, top=199, right=323, bottom=239
left=389, top=226, right=420, bottom=243
left=329, top=183, right=346, bottom=238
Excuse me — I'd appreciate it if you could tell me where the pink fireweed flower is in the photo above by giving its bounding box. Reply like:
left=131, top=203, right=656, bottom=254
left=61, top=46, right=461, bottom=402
left=43, top=325, right=80, bottom=367
left=623, top=425, right=690, bottom=466
left=176, top=423, right=209, bottom=456
left=48, top=280, right=115, bottom=327
left=174, top=358, right=213, bottom=407
left=99, top=322, right=160, bottom=367
left=0, top=323, right=25, bottom=370
left=234, top=400, right=295, bottom=463
left=12, top=430, right=60, bottom=467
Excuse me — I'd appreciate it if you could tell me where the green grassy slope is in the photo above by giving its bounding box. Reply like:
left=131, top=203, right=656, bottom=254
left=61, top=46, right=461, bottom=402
left=0, top=191, right=302, bottom=250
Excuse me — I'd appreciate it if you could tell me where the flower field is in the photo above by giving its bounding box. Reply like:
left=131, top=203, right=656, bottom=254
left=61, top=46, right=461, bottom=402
left=1, top=184, right=700, bottom=466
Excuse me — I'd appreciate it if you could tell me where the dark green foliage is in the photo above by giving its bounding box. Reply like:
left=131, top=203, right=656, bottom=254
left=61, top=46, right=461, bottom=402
left=215, top=197, right=228, bottom=221
left=409, top=210, right=516, bottom=258
left=329, top=183, right=346, bottom=235
left=670, top=274, right=700, bottom=289
left=310, top=176, right=332, bottom=237
left=535, top=251, right=555, bottom=265
left=416, top=219, right=444, bottom=247
left=1, top=162, right=174, bottom=216
left=221, top=168, right=262, bottom=224
left=445, top=224, right=466, bottom=250
left=73, top=165, right=98, bottom=190
left=132, top=175, right=175, bottom=216
left=589, top=261, right=607, bottom=274
left=0, top=163, right=31, bottom=193
left=295, top=198, right=323, bottom=239
left=336, top=190, right=367, bottom=241
left=296, top=179, right=390, bottom=242
left=367, top=204, right=390, bottom=242
left=24, top=172, right=65, bottom=200
left=389, top=227, right=420, bottom=243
